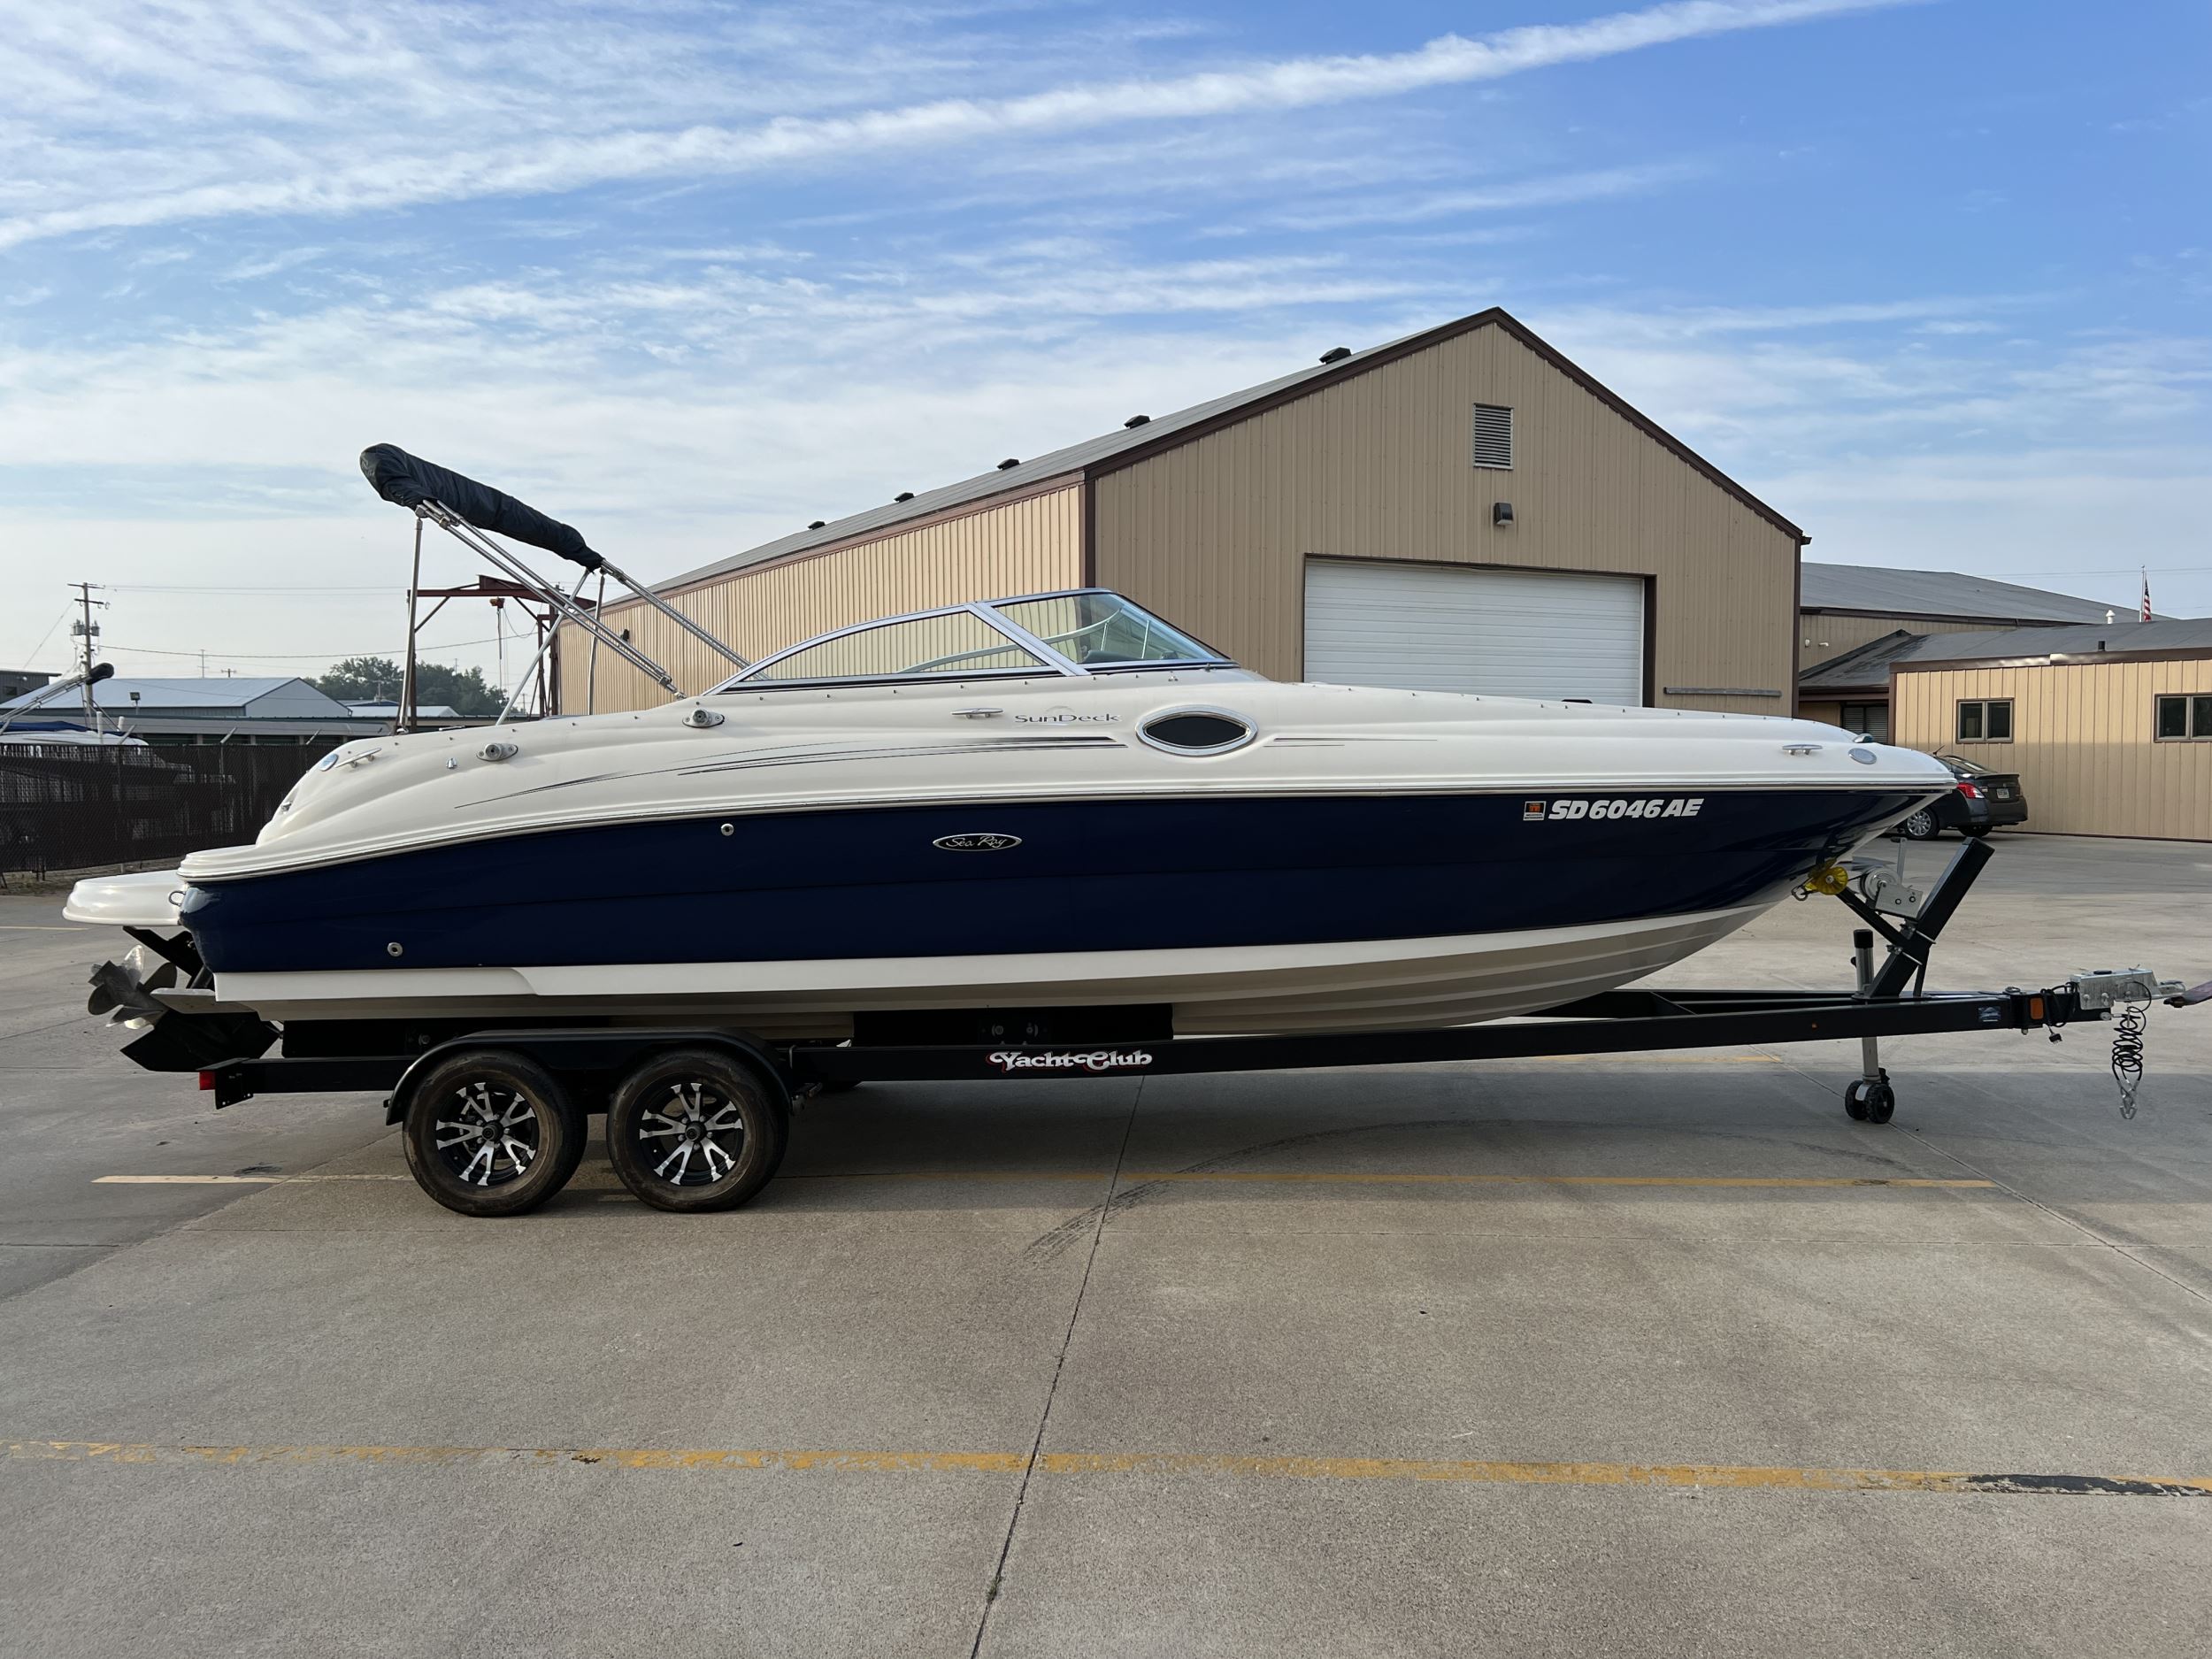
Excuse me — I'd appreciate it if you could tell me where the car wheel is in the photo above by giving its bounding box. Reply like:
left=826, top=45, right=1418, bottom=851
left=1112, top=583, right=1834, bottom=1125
left=1898, top=808, right=1939, bottom=841
left=1961, top=825, right=1990, bottom=838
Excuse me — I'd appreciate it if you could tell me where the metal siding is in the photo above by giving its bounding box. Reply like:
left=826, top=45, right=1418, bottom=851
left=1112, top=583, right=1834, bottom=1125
left=1094, top=323, right=1797, bottom=714
left=1893, top=658, right=2212, bottom=841
left=554, top=486, right=1082, bottom=710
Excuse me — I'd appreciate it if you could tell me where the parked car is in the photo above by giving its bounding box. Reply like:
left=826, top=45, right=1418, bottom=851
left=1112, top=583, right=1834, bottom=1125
left=1893, top=752, right=2029, bottom=841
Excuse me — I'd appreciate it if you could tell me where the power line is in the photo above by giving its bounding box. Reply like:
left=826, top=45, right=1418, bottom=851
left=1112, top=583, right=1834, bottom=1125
left=105, top=593, right=400, bottom=606
left=101, top=633, right=511, bottom=662
left=12, top=607, right=73, bottom=666
left=1993, top=565, right=2212, bottom=578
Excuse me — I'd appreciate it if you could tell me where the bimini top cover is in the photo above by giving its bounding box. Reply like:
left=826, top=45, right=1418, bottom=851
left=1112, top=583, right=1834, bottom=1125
left=359, top=444, right=603, bottom=572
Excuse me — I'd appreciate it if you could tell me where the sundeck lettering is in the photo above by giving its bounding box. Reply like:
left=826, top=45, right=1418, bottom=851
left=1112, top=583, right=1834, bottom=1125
left=1525, top=797, right=1703, bottom=822
left=987, top=1048, right=1155, bottom=1073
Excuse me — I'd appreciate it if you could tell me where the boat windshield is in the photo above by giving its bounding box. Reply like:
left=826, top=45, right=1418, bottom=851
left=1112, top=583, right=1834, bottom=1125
left=988, top=593, right=1220, bottom=668
left=740, top=610, right=1051, bottom=683
left=718, top=590, right=1233, bottom=689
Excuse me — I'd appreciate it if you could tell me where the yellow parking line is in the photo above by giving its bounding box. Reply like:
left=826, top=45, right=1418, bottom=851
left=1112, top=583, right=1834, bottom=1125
left=9, top=1440, right=2205, bottom=1496
left=93, top=1174, right=411, bottom=1186
left=787, top=1171, right=1992, bottom=1191
left=97, top=1171, right=1993, bottom=1191
left=1125, top=1172, right=1993, bottom=1190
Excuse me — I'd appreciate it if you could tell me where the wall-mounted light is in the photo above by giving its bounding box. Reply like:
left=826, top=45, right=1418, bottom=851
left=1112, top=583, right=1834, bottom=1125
left=1493, top=502, right=1515, bottom=527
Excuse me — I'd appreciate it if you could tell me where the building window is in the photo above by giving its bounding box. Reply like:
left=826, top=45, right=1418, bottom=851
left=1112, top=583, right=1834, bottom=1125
left=1955, top=698, right=2012, bottom=742
left=2154, top=694, right=2212, bottom=741
left=1840, top=702, right=1888, bottom=742
left=1471, top=403, right=1513, bottom=469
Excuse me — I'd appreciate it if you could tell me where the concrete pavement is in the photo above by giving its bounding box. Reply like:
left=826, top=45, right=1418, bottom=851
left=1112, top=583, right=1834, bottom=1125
left=2, top=833, right=2208, bottom=1656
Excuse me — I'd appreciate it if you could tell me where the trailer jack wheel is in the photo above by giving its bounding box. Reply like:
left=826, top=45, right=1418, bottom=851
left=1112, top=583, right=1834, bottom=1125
left=1844, top=1077, right=1895, bottom=1125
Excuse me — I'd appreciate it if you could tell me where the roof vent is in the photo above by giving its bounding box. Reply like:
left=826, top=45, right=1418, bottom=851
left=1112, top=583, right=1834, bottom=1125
left=996, top=458, right=1019, bottom=471
left=894, top=491, right=914, bottom=503
left=808, top=519, right=826, bottom=530
left=1123, top=414, right=1150, bottom=428
left=1318, top=346, right=1351, bottom=365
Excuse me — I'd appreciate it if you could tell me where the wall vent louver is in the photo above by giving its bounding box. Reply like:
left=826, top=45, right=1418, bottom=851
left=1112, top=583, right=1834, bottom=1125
left=1472, top=403, right=1514, bottom=470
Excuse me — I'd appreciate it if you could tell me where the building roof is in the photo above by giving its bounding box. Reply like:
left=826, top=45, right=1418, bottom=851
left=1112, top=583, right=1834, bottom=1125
left=653, top=307, right=1802, bottom=595
left=1798, top=629, right=1932, bottom=695
left=344, top=701, right=465, bottom=720
left=1800, top=563, right=2124, bottom=623
left=1890, top=618, right=2212, bottom=666
left=0, top=676, right=355, bottom=719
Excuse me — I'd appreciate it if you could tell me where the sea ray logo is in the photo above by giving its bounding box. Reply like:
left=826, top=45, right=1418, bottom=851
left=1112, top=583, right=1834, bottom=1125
left=933, top=832, right=1023, bottom=852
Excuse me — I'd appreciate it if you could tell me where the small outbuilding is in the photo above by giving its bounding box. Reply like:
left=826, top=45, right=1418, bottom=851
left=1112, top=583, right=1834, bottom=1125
left=0, top=677, right=386, bottom=746
left=1797, top=565, right=2123, bottom=740
left=1889, top=621, right=2212, bottom=841
left=560, top=307, right=1808, bottom=717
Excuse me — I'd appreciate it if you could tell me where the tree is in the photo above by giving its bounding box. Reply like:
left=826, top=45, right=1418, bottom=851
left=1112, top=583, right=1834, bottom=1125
left=316, top=657, right=504, bottom=718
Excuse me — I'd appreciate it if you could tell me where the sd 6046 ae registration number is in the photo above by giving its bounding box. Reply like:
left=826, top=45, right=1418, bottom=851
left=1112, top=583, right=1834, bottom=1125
left=1524, top=796, right=1703, bottom=823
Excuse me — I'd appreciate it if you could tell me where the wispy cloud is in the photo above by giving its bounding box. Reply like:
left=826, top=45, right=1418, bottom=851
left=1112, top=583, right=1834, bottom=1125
left=0, top=0, right=1910, bottom=250
left=1258, top=162, right=1704, bottom=231
left=222, top=245, right=326, bottom=282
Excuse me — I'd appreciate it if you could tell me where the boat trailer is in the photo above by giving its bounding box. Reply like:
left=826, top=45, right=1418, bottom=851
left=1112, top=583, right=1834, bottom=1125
left=178, top=837, right=2199, bottom=1217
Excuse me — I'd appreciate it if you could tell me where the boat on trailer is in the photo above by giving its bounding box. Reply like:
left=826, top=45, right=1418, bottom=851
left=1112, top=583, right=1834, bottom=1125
left=67, top=448, right=2189, bottom=1220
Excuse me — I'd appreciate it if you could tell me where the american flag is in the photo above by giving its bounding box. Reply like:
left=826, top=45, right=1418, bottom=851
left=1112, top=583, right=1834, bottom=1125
left=2141, top=568, right=2153, bottom=623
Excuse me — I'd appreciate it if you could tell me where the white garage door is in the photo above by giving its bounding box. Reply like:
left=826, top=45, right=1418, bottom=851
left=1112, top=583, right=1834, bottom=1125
left=1303, top=559, right=1646, bottom=704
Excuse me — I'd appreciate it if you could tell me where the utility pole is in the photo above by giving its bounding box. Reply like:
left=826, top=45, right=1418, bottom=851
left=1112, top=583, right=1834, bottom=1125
left=69, top=582, right=106, bottom=734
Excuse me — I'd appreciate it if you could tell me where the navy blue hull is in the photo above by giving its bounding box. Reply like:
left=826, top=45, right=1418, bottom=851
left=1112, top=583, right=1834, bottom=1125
left=182, top=789, right=1922, bottom=974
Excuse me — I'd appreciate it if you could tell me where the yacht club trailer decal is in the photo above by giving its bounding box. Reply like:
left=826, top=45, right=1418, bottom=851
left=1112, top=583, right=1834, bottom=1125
left=988, top=1048, right=1156, bottom=1073
left=1524, top=797, right=1704, bottom=823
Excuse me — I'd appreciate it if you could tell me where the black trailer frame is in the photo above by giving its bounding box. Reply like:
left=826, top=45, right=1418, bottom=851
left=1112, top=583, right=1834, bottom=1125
left=181, top=839, right=2161, bottom=1216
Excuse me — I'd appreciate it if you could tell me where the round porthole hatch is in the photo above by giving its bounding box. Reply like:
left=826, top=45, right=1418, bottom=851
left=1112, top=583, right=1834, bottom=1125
left=1141, top=710, right=1255, bottom=754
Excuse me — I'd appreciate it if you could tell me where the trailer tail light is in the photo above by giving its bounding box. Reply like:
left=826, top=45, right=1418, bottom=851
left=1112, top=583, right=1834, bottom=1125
left=1956, top=782, right=1983, bottom=800
left=198, top=1070, right=215, bottom=1091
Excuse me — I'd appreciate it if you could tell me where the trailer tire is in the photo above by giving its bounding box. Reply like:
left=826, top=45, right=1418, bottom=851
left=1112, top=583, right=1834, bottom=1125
left=606, top=1048, right=787, bottom=1214
left=1845, top=1078, right=1896, bottom=1125
left=401, top=1050, right=588, bottom=1218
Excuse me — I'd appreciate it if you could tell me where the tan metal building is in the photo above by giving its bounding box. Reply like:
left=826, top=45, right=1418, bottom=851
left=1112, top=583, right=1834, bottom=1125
left=557, top=308, right=1806, bottom=716
left=1890, top=621, right=2212, bottom=841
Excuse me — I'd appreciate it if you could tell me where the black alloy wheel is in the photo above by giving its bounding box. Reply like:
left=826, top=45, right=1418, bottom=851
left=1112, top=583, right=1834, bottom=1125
left=605, top=1049, right=787, bottom=1214
left=401, top=1050, right=587, bottom=1217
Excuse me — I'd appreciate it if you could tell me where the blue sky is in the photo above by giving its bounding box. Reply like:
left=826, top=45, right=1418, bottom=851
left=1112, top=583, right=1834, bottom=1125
left=1, top=0, right=2205, bottom=686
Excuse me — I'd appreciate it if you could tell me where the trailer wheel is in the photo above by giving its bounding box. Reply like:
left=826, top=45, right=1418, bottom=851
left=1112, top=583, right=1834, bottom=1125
left=606, top=1048, right=787, bottom=1214
left=1844, top=1078, right=1895, bottom=1125
left=401, top=1050, right=587, bottom=1218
